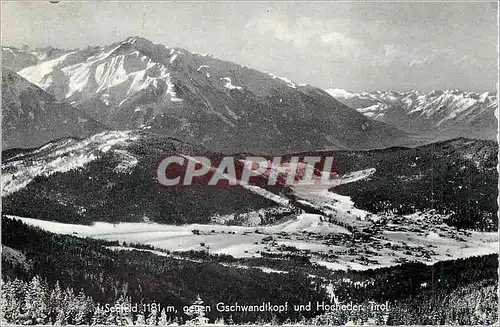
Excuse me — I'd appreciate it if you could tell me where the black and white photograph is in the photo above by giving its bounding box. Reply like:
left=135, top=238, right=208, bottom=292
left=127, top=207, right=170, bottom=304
left=0, top=1, right=498, bottom=325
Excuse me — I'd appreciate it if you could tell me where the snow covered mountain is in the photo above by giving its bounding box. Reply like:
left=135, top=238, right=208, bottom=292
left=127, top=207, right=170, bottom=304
left=2, top=46, right=73, bottom=71
left=15, top=36, right=411, bottom=153
left=326, top=88, right=498, bottom=141
left=2, top=47, right=38, bottom=72
left=2, top=68, right=105, bottom=150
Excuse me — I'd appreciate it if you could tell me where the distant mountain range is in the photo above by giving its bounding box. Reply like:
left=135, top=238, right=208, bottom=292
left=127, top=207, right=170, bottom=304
left=2, top=46, right=38, bottom=72
left=1, top=36, right=497, bottom=175
left=2, top=46, right=72, bottom=71
left=326, top=88, right=498, bottom=141
left=4, top=38, right=496, bottom=153
left=2, top=67, right=105, bottom=150
left=4, top=37, right=412, bottom=153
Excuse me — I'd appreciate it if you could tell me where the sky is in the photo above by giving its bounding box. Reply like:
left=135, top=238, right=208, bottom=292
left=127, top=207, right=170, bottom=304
left=1, top=1, right=498, bottom=92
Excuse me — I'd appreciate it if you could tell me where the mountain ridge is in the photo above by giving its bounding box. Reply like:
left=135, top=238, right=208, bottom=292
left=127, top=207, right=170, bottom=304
left=325, top=88, right=498, bottom=141
left=1, top=130, right=295, bottom=225
left=2, top=67, right=106, bottom=150
left=14, top=36, right=412, bottom=154
left=2, top=132, right=495, bottom=231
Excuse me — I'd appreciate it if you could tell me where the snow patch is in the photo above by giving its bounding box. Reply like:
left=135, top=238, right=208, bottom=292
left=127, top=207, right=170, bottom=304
left=325, top=88, right=354, bottom=99
left=221, top=77, right=243, bottom=90
left=266, top=72, right=297, bottom=88
left=18, top=52, right=75, bottom=89
left=2, top=131, right=140, bottom=196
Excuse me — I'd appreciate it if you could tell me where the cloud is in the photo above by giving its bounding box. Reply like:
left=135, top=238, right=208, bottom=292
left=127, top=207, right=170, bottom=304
left=243, top=11, right=494, bottom=92
left=245, top=15, right=358, bottom=55
left=320, top=32, right=355, bottom=48
left=246, top=14, right=473, bottom=69
left=379, top=44, right=481, bottom=69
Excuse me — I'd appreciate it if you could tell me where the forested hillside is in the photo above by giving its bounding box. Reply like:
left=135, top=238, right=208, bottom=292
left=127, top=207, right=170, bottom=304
left=286, top=138, right=498, bottom=231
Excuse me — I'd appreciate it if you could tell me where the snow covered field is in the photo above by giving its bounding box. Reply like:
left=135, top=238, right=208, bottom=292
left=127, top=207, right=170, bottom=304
left=7, top=210, right=497, bottom=272
left=7, top=213, right=348, bottom=258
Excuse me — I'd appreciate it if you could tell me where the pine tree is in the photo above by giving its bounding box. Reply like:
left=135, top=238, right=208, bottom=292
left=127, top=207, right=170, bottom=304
left=213, top=316, right=225, bottom=325
left=145, top=303, right=158, bottom=326
left=185, top=295, right=209, bottom=325
left=1, top=278, right=24, bottom=324
left=158, top=308, right=169, bottom=326
left=74, top=290, right=92, bottom=325
left=86, top=296, right=97, bottom=323
left=135, top=311, right=146, bottom=325
left=23, top=275, right=48, bottom=324
left=63, top=286, right=78, bottom=324
left=48, top=281, right=64, bottom=324
left=1, top=276, right=101, bottom=326
left=91, top=304, right=107, bottom=326
left=119, top=296, right=134, bottom=326
left=270, top=313, right=280, bottom=325
left=104, top=295, right=132, bottom=326
left=56, top=308, right=67, bottom=325
left=105, top=304, right=119, bottom=326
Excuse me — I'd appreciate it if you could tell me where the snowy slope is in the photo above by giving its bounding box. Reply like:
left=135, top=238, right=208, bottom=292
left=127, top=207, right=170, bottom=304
left=325, top=88, right=498, bottom=141
left=2, top=68, right=105, bottom=150
left=2, top=46, right=38, bottom=71
left=1, top=131, right=289, bottom=225
left=2, top=131, right=138, bottom=196
left=2, top=45, right=73, bottom=71
left=16, top=36, right=411, bottom=153
left=7, top=212, right=497, bottom=271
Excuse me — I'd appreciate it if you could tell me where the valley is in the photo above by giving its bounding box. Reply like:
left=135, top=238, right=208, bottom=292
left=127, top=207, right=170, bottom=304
left=5, top=206, right=497, bottom=273
left=1, top=29, right=498, bottom=325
